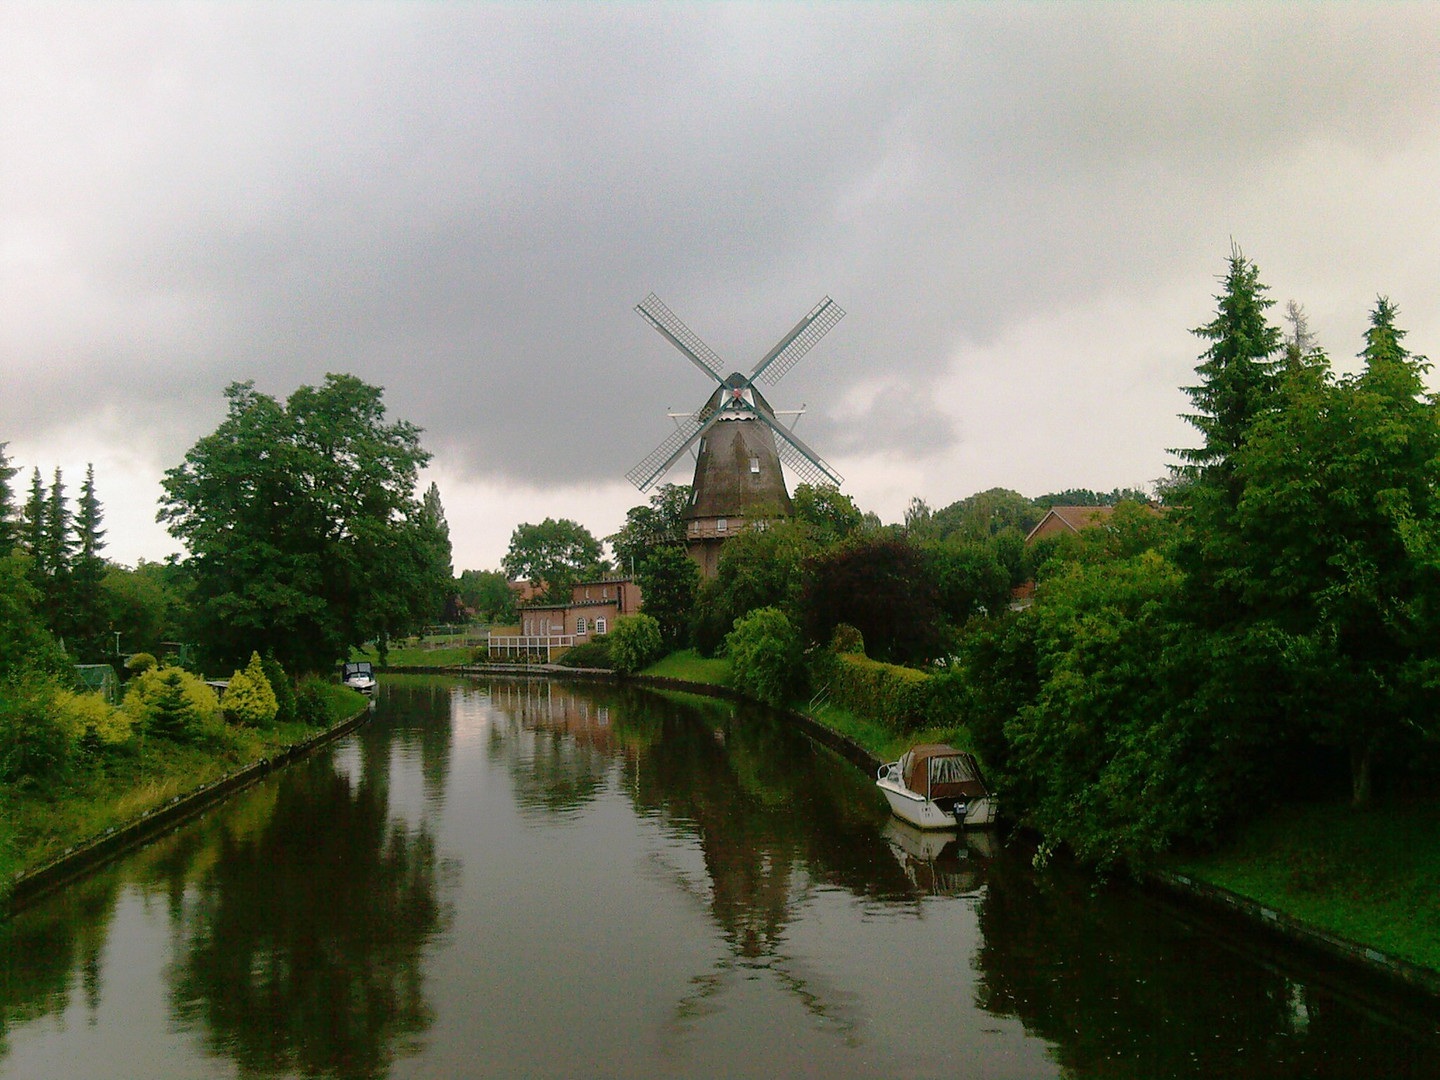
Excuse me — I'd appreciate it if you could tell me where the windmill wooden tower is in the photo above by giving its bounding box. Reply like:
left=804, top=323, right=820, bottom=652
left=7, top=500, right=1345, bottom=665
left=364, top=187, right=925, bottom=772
left=627, top=293, right=846, bottom=576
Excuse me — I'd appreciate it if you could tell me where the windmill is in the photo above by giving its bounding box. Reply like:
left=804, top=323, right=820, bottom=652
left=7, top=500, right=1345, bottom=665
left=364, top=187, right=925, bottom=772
left=628, top=293, right=846, bottom=575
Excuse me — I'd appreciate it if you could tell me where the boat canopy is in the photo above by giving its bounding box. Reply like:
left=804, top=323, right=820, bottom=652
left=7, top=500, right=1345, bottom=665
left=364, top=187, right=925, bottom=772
left=343, top=661, right=374, bottom=677
left=897, top=744, right=989, bottom=800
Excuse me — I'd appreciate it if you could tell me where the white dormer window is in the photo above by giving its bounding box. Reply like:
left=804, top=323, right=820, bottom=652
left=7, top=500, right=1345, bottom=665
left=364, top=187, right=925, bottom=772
left=750, top=455, right=760, bottom=474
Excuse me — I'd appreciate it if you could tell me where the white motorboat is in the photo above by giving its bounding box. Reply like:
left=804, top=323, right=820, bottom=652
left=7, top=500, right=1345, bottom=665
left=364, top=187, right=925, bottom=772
left=876, top=744, right=997, bottom=829
left=341, top=660, right=377, bottom=695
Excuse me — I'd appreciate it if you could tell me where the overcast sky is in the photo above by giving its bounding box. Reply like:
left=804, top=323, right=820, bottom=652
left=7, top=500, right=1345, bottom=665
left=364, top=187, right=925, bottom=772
left=3, top=3, right=1438, bottom=571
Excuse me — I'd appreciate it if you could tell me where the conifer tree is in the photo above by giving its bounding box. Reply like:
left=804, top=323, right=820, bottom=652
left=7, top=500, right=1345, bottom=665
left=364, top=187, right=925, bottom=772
left=0, top=442, right=18, bottom=556
left=22, top=469, right=46, bottom=576
left=1173, top=247, right=1283, bottom=619
left=70, top=464, right=109, bottom=659
left=1176, top=245, right=1283, bottom=487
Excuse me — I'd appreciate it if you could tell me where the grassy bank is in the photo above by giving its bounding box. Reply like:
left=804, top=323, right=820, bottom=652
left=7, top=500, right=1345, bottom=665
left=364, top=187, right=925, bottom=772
left=805, top=701, right=975, bottom=765
left=352, top=643, right=476, bottom=668
left=640, top=649, right=731, bottom=684
left=1169, top=799, right=1440, bottom=971
left=0, top=683, right=367, bottom=887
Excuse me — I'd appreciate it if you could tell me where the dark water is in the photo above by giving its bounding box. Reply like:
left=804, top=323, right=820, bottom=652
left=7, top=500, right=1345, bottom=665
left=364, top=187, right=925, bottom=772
left=2, top=677, right=1437, bottom=1079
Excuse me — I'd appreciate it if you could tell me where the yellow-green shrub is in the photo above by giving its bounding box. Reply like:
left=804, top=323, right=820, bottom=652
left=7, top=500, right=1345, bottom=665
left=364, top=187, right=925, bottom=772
left=53, top=689, right=134, bottom=745
left=223, top=652, right=279, bottom=726
left=122, top=666, right=221, bottom=740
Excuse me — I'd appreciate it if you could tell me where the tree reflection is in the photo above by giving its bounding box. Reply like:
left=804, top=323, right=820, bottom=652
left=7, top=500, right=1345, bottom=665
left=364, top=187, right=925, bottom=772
left=973, top=851, right=1440, bottom=1078
left=0, top=872, right=122, bottom=1054
left=169, top=763, right=447, bottom=1079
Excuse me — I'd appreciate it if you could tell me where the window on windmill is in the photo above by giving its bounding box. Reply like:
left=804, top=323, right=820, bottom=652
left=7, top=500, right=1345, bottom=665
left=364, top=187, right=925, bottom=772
left=717, top=518, right=728, bottom=532
left=577, top=617, right=587, bottom=635
left=749, top=455, right=760, bottom=474
left=595, top=618, right=607, bottom=634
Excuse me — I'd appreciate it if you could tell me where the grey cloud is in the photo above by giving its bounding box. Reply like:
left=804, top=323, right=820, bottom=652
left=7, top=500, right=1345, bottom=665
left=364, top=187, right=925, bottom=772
left=3, top=4, right=1438, bottom=493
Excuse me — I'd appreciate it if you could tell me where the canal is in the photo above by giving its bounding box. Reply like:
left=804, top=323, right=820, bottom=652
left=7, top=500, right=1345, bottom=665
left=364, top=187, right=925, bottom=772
left=2, top=676, right=1437, bottom=1078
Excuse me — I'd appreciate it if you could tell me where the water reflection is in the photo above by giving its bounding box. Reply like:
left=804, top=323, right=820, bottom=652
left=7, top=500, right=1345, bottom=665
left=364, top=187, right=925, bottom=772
left=3, top=677, right=1438, bottom=1080
left=168, top=765, right=447, bottom=1078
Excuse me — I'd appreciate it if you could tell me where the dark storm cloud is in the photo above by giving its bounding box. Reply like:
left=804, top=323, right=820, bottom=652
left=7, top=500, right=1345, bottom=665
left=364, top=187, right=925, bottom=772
left=3, top=3, right=1439, bottom=496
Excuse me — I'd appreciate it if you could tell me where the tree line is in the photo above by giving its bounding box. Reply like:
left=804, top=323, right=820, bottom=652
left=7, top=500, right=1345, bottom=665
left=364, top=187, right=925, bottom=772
left=1, top=374, right=455, bottom=785
left=585, top=247, right=1440, bottom=868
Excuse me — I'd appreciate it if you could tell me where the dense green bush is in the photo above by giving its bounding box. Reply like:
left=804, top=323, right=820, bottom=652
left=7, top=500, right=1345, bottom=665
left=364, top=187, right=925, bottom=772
left=224, top=651, right=279, bottom=726
left=261, top=655, right=295, bottom=724
left=558, top=637, right=614, bottom=669
left=125, top=652, right=158, bottom=676
left=293, top=679, right=329, bottom=728
left=0, top=674, right=69, bottom=783
left=725, top=607, right=803, bottom=708
left=53, top=688, right=132, bottom=745
left=829, top=623, right=864, bottom=655
left=609, top=615, right=663, bottom=674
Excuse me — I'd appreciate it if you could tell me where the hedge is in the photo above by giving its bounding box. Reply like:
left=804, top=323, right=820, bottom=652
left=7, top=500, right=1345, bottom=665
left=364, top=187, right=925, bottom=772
left=813, top=652, right=964, bottom=733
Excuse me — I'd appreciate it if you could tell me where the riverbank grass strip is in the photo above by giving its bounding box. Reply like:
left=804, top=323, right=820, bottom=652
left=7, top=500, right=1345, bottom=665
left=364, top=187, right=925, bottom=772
left=353, top=644, right=476, bottom=668
left=1170, top=799, right=1440, bottom=971
left=641, top=649, right=731, bottom=685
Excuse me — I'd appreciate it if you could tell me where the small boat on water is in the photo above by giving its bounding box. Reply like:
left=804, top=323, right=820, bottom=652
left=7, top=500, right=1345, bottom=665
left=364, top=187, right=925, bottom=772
left=341, top=660, right=377, bottom=695
left=876, top=744, right=997, bottom=829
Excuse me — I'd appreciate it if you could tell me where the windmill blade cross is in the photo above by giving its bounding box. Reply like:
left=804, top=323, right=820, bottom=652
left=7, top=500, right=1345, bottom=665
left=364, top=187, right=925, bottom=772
left=749, top=296, right=846, bottom=386
left=753, top=409, right=844, bottom=488
left=635, top=293, right=728, bottom=384
left=625, top=404, right=724, bottom=492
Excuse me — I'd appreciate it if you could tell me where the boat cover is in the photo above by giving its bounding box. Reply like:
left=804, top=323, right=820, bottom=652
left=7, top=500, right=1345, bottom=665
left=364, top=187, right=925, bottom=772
left=898, top=744, right=988, bottom=800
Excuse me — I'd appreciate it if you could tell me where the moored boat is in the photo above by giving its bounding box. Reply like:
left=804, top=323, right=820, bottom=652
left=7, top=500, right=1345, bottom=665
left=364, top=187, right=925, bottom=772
left=341, top=660, right=377, bottom=695
left=876, top=744, right=997, bottom=829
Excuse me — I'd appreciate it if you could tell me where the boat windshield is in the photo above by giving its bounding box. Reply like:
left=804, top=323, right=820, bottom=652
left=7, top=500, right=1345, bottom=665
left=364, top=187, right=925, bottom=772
left=930, top=755, right=978, bottom=786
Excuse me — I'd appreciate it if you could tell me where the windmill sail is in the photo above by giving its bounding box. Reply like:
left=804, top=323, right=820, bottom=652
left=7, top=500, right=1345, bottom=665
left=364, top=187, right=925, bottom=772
left=635, top=293, right=728, bottom=383
left=625, top=403, right=721, bottom=491
left=749, top=296, right=845, bottom=385
left=754, top=409, right=844, bottom=487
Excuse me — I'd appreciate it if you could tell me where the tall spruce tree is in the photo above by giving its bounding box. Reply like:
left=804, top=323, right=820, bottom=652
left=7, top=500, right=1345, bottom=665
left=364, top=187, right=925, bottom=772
left=1177, top=245, right=1283, bottom=484
left=0, top=443, right=17, bottom=556
left=22, top=469, right=46, bottom=577
left=1173, top=247, right=1283, bottom=618
left=70, top=464, right=109, bottom=659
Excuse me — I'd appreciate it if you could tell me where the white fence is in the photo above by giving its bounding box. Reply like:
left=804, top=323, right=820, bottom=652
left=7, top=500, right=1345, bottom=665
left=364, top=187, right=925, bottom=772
left=486, top=633, right=575, bottom=661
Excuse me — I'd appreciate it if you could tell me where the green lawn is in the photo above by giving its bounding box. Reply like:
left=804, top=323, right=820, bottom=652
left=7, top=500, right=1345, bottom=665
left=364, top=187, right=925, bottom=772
left=641, top=649, right=732, bottom=685
left=1170, top=799, right=1440, bottom=971
left=351, top=644, right=476, bottom=668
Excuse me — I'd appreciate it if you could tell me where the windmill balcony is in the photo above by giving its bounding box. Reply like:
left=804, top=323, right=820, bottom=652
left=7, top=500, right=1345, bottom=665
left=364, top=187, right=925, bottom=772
left=687, top=516, right=750, bottom=539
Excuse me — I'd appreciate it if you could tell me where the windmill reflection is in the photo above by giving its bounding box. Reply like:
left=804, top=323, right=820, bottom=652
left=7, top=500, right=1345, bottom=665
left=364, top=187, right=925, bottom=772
left=480, top=678, right=953, bottom=1044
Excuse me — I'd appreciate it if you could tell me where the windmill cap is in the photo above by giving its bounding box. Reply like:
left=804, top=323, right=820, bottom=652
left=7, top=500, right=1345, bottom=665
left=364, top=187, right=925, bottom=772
left=724, top=371, right=750, bottom=388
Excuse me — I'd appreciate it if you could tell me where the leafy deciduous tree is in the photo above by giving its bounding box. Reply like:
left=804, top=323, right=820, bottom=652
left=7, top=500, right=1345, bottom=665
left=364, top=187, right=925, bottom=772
left=159, top=375, right=441, bottom=674
left=501, top=518, right=603, bottom=602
